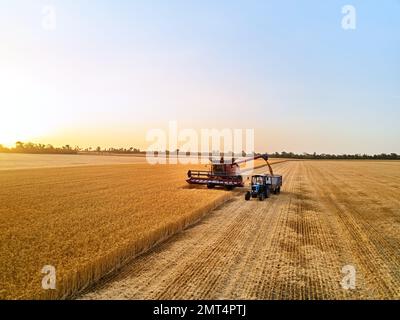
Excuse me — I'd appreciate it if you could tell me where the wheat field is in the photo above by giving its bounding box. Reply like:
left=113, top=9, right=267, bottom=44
left=3, top=158, right=398, bottom=300
left=0, top=156, right=277, bottom=300
left=0, top=163, right=234, bottom=299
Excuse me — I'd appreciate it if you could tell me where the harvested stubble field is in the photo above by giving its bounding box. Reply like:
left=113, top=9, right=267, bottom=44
left=82, top=160, right=400, bottom=300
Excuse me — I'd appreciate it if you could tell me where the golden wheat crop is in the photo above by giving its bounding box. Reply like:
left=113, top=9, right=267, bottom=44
left=0, top=163, right=233, bottom=299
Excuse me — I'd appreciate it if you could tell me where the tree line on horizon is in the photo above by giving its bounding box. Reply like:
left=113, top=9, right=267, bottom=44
left=268, top=151, right=400, bottom=160
left=0, top=141, right=399, bottom=160
left=0, top=141, right=78, bottom=154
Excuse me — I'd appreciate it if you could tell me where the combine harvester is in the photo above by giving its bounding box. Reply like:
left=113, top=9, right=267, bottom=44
left=186, top=153, right=277, bottom=191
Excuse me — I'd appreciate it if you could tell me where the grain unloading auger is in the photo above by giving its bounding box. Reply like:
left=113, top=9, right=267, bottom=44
left=186, top=153, right=273, bottom=190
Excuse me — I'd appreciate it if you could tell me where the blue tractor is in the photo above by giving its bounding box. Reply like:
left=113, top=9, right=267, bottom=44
left=245, top=174, right=282, bottom=201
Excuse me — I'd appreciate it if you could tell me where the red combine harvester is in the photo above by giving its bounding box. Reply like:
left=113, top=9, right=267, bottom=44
left=186, top=153, right=271, bottom=190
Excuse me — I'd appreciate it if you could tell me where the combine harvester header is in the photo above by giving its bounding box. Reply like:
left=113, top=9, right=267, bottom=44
left=186, top=153, right=273, bottom=190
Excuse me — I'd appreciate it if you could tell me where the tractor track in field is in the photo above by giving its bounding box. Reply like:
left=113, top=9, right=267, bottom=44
left=81, top=161, right=400, bottom=300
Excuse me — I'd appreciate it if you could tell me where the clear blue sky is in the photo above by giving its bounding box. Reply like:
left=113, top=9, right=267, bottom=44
left=0, top=0, right=399, bottom=154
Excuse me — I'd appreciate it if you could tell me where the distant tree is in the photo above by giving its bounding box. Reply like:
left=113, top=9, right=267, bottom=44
left=15, top=141, right=24, bottom=150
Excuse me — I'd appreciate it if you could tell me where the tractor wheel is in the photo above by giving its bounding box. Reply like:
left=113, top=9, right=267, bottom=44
left=207, top=183, right=215, bottom=189
left=245, top=192, right=251, bottom=201
left=258, top=193, right=265, bottom=201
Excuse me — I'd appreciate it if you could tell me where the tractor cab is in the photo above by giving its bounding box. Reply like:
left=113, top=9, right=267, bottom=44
left=247, top=175, right=270, bottom=201
left=251, top=175, right=266, bottom=186
left=251, top=175, right=263, bottom=193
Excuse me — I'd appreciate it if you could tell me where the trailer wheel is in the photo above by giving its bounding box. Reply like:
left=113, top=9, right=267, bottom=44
left=245, top=192, right=251, bottom=201
left=258, top=193, right=265, bottom=201
left=266, top=188, right=270, bottom=198
left=277, top=187, right=281, bottom=194
left=207, top=183, right=215, bottom=189
left=225, top=186, right=234, bottom=191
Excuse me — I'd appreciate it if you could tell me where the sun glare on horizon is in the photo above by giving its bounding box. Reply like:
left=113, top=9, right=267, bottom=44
left=0, top=108, right=53, bottom=147
left=0, top=69, right=57, bottom=147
